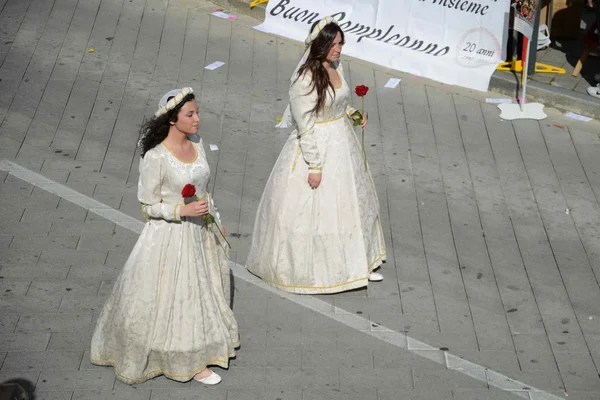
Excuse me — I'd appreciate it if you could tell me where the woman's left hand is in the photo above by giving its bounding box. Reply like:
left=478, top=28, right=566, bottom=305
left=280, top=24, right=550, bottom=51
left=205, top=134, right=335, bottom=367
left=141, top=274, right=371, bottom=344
left=360, top=113, right=368, bottom=129
left=222, top=227, right=227, bottom=236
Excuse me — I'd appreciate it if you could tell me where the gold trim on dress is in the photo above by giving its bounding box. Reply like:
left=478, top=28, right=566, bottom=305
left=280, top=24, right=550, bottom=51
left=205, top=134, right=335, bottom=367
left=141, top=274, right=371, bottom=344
left=262, top=275, right=368, bottom=290
left=161, top=142, right=199, bottom=164
left=315, top=113, right=344, bottom=124
left=90, top=346, right=239, bottom=384
left=291, top=141, right=302, bottom=172
left=261, top=253, right=386, bottom=290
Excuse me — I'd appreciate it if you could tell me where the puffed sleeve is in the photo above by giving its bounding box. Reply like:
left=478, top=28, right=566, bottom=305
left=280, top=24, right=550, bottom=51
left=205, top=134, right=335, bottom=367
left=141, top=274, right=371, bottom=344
left=290, top=72, right=322, bottom=173
left=138, top=150, right=183, bottom=221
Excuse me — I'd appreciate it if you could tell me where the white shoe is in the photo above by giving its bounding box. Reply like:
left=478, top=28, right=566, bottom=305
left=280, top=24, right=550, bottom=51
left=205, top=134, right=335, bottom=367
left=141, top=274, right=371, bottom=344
left=368, top=272, right=383, bottom=282
left=588, top=84, right=600, bottom=99
left=193, top=370, right=222, bottom=385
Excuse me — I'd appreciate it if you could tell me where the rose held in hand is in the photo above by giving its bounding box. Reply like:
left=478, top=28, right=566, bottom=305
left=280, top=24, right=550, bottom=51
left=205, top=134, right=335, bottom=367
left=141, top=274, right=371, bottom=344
left=354, top=84, right=369, bottom=171
left=180, top=183, right=231, bottom=248
left=354, top=85, right=369, bottom=97
left=181, top=184, right=196, bottom=200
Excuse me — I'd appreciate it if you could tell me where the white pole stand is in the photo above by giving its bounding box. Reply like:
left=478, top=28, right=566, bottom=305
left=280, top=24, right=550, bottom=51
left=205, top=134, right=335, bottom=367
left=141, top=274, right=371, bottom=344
left=498, top=38, right=547, bottom=120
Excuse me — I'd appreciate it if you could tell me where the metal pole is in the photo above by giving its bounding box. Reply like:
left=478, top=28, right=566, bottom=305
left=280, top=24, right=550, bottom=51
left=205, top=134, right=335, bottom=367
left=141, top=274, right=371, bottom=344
left=527, top=2, right=542, bottom=75
left=521, top=38, right=531, bottom=112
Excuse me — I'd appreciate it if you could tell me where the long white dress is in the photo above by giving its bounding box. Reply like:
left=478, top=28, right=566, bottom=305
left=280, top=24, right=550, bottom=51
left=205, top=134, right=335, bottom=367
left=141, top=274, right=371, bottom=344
left=246, top=64, right=387, bottom=294
left=90, top=136, right=239, bottom=384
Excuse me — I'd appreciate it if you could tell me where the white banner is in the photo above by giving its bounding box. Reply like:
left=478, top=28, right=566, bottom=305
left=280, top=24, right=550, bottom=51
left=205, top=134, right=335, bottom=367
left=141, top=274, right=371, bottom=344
left=254, top=0, right=511, bottom=92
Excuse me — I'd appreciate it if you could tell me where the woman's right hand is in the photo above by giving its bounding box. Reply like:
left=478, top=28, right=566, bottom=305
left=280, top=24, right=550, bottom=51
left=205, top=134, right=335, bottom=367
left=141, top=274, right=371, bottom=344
left=180, top=200, right=209, bottom=217
left=308, top=173, right=322, bottom=189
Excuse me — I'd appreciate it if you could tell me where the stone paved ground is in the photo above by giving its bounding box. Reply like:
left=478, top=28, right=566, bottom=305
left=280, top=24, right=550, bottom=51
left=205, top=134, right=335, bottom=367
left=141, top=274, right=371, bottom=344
left=1, top=0, right=600, bottom=399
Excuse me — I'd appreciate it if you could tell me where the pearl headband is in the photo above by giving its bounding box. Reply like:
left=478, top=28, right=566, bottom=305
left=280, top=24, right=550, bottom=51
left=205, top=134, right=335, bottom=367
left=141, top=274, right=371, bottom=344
left=304, top=16, right=337, bottom=47
left=154, top=87, right=193, bottom=117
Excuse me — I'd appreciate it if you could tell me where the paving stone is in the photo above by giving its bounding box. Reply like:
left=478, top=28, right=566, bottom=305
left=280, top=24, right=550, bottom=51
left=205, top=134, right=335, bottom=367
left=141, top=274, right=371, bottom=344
left=113, top=375, right=190, bottom=390
left=225, top=388, right=300, bottom=400
left=0, top=236, right=13, bottom=249
left=373, top=349, right=446, bottom=370
left=1, top=350, right=82, bottom=371
left=301, top=348, right=373, bottom=369
left=303, top=308, right=370, bottom=332
left=448, top=350, right=521, bottom=374
left=9, top=235, right=79, bottom=250
left=49, top=220, right=116, bottom=236
left=59, top=294, right=108, bottom=313
left=0, top=279, right=31, bottom=295
left=530, top=391, right=600, bottom=400
left=0, top=370, right=40, bottom=392
left=0, top=264, right=71, bottom=280
left=413, top=367, right=487, bottom=389
left=0, top=249, right=41, bottom=265
left=452, top=389, right=525, bottom=400
left=47, top=331, right=93, bottom=351
left=368, top=313, right=439, bottom=334
left=28, top=280, right=101, bottom=297
left=339, top=366, right=412, bottom=390
left=37, top=249, right=108, bottom=267
left=0, top=293, right=63, bottom=314
left=37, top=370, right=116, bottom=391
left=266, top=328, right=336, bottom=350
left=0, top=315, right=19, bottom=334
left=553, top=352, right=600, bottom=392
left=377, top=389, right=453, bottom=400
left=66, top=264, right=120, bottom=281
left=72, top=390, right=152, bottom=400
left=486, top=369, right=566, bottom=392
left=513, top=334, right=560, bottom=372
left=0, top=332, right=50, bottom=352
left=303, top=388, right=377, bottom=400
left=264, top=367, right=339, bottom=389
left=228, top=348, right=299, bottom=368
left=33, top=392, right=78, bottom=400
left=77, top=235, right=136, bottom=251
left=149, top=389, right=220, bottom=400
left=16, top=314, right=93, bottom=333
left=0, top=220, right=50, bottom=236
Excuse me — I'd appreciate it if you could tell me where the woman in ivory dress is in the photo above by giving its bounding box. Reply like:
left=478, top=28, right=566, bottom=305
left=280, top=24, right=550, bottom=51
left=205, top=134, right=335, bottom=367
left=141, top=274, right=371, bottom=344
left=90, top=88, right=239, bottom=385
left=245, top=17, right=386, bottom=294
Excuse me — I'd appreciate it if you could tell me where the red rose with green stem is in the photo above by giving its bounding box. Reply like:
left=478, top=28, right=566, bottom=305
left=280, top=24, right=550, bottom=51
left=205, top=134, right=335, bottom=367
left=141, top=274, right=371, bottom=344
left=354, top=85, right=369, bottom=171
left=181, top=184, right=231, bottom=248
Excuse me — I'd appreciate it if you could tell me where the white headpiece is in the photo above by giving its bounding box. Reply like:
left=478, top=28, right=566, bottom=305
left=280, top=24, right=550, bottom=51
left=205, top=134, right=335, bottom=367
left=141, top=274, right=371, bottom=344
left=277, top=16, right=338, bottom=128
left=154, top=87, right=194, bottom=117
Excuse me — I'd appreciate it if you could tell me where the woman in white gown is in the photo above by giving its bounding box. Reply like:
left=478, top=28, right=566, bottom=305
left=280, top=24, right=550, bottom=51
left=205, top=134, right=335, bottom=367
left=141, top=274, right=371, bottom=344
left=246, top=17, right=386, bottom=294
left=90, top=88, right=239, bottom=385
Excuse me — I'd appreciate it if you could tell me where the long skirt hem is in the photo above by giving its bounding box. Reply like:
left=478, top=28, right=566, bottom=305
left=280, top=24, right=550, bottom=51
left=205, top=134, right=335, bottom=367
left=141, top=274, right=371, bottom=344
left=90, top=349, right=237, bottom=385
left=248, top=254, right=386, bottom=295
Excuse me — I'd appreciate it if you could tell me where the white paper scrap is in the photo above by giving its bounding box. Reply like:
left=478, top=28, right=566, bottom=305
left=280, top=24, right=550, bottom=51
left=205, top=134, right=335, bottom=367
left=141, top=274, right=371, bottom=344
left=205, top=61, right=225, bottom=70
left=486, top=98, right=512, bottom=104
left=209, top=144, right=219, bottom=151
left=565, top=112, right=592, bottom=122
left=253, top=24, right=274, bottom=34
left=384, top=78, right=401, bottom=88
left=212, top=11, right=230, bottom=19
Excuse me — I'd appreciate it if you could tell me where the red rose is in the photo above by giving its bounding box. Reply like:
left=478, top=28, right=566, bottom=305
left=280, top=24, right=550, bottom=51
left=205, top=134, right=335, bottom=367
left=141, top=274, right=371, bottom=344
left=181, top=184, right=196, bottom=198
left=355, top=85, right=369, bottom=97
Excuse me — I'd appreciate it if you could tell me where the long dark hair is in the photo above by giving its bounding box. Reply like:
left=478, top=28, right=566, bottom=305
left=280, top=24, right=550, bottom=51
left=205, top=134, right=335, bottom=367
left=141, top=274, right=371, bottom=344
left=139, top=93, right=195, bottom=157
left=295, top=22, right=345, bottom=116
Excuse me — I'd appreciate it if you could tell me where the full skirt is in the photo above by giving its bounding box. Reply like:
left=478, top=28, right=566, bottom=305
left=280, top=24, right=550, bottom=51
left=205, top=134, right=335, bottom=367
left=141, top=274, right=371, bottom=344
left=90, top=218, right=239, bottom=384
left=246, top=117, right=386, bottom=294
